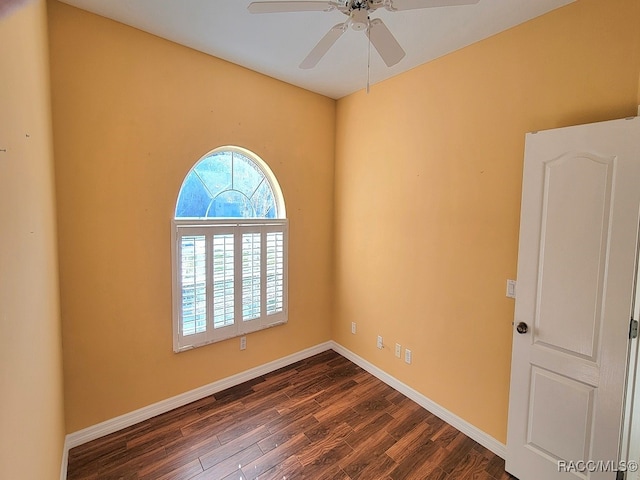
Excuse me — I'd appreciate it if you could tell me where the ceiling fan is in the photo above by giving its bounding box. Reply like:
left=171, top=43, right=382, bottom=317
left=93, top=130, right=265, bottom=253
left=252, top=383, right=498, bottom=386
left=247, top=0, right=480, bottom=69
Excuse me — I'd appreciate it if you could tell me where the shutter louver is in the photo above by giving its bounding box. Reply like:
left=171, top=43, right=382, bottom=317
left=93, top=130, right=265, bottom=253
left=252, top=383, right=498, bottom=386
left=180, top=235, right=207, bottom=336
left=266, top=231, right=284, bottom=315
left=212, top=234, right=234, bottom=329
left=242, top=233, right=261, bottom=321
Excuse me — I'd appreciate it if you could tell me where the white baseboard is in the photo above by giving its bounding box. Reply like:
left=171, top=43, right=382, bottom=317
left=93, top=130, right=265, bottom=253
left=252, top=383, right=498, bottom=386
left=60, top=438, right=69, bottom=480
left=61, top=339, right=505, bottom=479
left=330, top=341, right=507, bottom=459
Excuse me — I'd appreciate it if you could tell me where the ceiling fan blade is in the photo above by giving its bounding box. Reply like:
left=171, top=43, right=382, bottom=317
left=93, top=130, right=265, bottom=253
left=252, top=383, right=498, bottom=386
left=299, top=22, right=347, bottom=69
left=248, top=1, right=336, bottom=14
left=367, top=18, right=405, bottom=67
left=385, top=0, right=479, bottom=11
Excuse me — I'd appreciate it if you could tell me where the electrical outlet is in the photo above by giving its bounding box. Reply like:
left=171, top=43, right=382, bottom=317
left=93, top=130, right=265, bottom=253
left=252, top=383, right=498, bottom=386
left=395, top=343, right=401, bottom=358
left=351, top=322, right=356, bottom=334
left=377, top=335, right=383, bottom=349
left=404, top=349, right=412, bottom=364
left=240, top=336, right=246, bottom=350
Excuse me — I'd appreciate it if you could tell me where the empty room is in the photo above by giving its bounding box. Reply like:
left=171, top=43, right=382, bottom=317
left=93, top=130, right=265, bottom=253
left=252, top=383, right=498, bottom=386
left=2, top=0, right=640, bottom=479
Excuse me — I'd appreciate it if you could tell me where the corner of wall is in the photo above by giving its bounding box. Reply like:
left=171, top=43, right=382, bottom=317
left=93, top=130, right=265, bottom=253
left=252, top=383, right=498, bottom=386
left=0, top=1, right=66, bottom=479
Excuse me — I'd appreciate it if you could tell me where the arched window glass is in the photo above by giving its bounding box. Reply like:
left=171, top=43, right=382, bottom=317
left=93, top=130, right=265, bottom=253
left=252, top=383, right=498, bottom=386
left=175, top=149, right=282, bottom=219
left=171, top=147, right=288, bottom=352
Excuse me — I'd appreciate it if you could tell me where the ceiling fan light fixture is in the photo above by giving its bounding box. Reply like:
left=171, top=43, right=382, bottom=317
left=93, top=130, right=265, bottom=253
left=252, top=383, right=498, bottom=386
left=350, top=9, right=369, bottom=30
left=248, top=0, right=481, bottom=70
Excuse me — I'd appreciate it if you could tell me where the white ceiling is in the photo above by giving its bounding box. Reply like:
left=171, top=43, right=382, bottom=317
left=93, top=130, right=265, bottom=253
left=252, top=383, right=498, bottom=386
left=57, top=0, right=575, bottom=99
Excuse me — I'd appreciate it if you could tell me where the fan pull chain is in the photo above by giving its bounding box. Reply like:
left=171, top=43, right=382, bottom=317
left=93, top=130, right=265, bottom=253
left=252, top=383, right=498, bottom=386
left=366, top=23, right=371, bottom=94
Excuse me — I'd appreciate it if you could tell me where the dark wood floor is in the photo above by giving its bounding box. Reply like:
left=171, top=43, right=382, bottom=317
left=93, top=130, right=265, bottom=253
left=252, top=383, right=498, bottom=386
left=67, top=350, right=516, bottom=480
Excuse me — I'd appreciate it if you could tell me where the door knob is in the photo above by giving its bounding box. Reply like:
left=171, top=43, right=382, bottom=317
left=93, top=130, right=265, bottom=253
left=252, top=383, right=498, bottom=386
left=516, top=322, right=529, bottom=334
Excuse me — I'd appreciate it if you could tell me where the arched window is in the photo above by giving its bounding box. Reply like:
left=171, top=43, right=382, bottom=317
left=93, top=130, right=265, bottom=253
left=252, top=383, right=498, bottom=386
left=172, top=147, right=288, bottom=352
left=175, top=148, right=285, bottom=220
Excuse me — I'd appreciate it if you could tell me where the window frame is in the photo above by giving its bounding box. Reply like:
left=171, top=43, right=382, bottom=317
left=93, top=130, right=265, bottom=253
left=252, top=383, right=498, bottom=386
left=171, top=146, right=288, bottom=353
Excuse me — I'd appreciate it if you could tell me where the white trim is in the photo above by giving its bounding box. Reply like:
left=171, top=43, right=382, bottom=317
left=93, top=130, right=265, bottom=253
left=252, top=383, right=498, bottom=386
left=64, top=342, right=331, bottom=450
left=61, top=339, right=506, bottom=478
left=60, top=438, right=69, bottom=480
left=330, top=341, right=507, bottom=459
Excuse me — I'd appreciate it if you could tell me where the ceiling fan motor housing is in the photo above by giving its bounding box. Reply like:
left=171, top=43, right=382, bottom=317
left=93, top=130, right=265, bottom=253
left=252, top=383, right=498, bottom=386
left=350, top=8, right=369, bottom=30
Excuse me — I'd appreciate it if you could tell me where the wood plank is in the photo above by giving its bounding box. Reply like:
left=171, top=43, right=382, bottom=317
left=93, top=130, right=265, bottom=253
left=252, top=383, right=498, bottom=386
left=251, top=454, right=304, bottom=480
left=199, top=425, right=271, bottom=470
left=139, top=457, right=203, bottom=480
left=240, top=432, right=311, bottom=480
left=258, top=414, right=319, bottom=454
left=201, top=443, right=263, bottom=480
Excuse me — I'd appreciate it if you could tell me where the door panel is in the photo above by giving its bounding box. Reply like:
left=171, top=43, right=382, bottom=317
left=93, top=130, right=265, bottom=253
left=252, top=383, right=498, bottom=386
left=506, top=117, right=640, bottom=480
left=528, top=367, right=594, bottom=462
left=535, top=153, right=613, bottom=359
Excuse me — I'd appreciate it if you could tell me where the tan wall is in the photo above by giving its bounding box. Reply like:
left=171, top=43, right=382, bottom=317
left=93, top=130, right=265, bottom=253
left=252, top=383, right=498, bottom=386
left=48, top=1, right=336, bottom=433
left=0, top=1, right=66, bottom=478
left=333, top=0, right=640, bottom=444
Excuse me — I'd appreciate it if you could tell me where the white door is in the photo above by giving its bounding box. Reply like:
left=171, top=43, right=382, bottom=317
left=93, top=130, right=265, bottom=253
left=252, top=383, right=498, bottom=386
left=506, top=117, right=640, bottom=480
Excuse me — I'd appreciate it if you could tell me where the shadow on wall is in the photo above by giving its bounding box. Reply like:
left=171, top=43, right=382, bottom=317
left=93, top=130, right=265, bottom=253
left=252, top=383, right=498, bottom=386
left=0, top=0, right=34, bottom=19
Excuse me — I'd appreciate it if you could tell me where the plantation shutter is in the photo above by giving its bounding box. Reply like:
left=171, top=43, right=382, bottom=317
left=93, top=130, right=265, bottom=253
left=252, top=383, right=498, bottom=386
left=266, top=230, right=285, bottom=315
left=241, top=232, right=261, bottom=322
left=211, top=232, right=235, bottom=341
left=180, top=235, right=207, bottom=336
left=173, top=221, right=288, bottom=351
